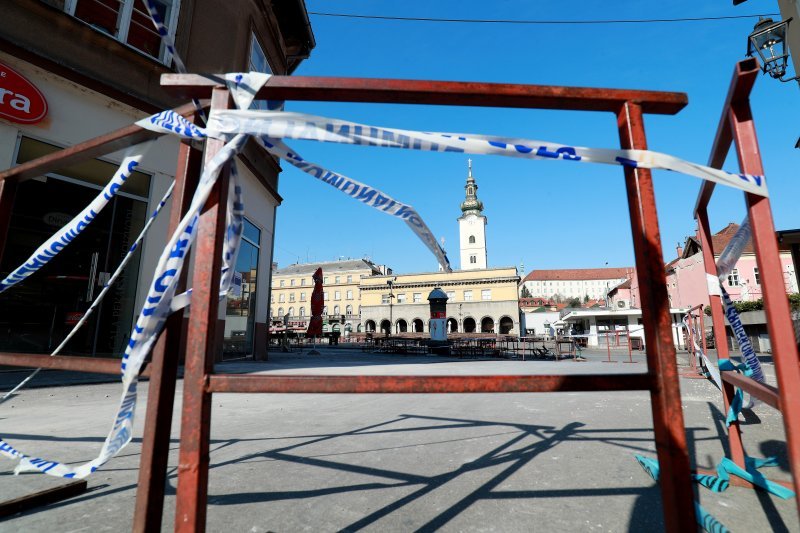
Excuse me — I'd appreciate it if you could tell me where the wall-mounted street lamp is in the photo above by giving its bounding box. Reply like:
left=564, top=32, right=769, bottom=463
left=747, top=17, right=799, bottom=83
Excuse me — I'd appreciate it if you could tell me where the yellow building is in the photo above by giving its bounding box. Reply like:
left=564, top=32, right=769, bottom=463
left=360, top=267, right=521, bottom=335
left=269, top=259, right=389, bottom=331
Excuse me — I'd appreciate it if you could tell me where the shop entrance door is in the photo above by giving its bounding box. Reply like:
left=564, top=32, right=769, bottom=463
left=0, top=138, right=149, bottom=358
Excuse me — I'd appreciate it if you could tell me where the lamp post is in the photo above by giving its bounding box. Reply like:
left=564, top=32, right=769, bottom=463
left=747, top=17, right=799, bottom=83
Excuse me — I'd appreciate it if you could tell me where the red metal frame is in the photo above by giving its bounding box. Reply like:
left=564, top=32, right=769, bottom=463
left=694, top=58, right=800, bottom=517
left=0, top=75, right=702, bottom=531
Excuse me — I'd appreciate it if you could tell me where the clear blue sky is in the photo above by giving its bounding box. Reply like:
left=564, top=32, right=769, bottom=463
left=272, top=0, right=799, bottom=275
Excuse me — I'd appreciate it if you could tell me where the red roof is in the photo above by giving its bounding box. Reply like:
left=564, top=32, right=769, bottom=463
left=522, top=267, right=633, bottom=282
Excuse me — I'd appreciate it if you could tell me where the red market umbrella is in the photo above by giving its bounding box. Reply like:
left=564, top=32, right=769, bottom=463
left=306, top=267, right=324, bottom=337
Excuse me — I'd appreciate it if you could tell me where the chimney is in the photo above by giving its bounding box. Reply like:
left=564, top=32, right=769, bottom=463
left=676, top=243, right=683, bottom=258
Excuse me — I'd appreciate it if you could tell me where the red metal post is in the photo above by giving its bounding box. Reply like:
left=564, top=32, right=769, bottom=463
left=730, top=96, right=800, bottom=503
left=174, top=87, right=232, bottom=533
left=617, top=102, right=695, bottom=532
left=133, top=132, right=203, bottom=532
left=696, top=209, right=745, bottom=467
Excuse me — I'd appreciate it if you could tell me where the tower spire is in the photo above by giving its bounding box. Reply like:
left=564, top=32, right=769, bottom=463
left=460, top=159, right=483, bottom=215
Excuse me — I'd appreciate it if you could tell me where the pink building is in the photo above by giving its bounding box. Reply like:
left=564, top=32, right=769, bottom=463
left=663, top=223, right=797, bottom=311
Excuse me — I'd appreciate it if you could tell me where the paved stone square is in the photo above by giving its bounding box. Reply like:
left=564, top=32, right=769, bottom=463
left=0, top=350, right=796, bottom=531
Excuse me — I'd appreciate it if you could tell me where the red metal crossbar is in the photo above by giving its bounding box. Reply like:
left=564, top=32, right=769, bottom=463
left=694, top=57, right=800, bottom=516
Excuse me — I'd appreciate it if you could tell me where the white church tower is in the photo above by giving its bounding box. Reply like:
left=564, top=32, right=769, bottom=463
left=458, top=159, right=488, bottom=270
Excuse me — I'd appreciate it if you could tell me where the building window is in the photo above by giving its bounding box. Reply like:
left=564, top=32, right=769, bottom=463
left=334, top=291, right=341, bottom=300
left=69, top=0, right=179, bottom=62
left=280, top=280, right=285, bottom=287
left=754, top=267, right=760, bottom=285
left=333, top=305, right=340, bottom=315
left=323, top=291, right=329, bottom=301
left=289, top=294, right=295, bottom=302
left=464, top=290, right=473, bottom=301
left=248, top=34, right=273, bottom=110
left=446, top=291, right=455, bottom=300
left=396, top=293, right=406, bottom=303
left=335, top=276, right=341, bottom=284
left=346, top=304, right=353, bottom=315
left=346, top=290, right=353, bottom=300
left=382, top=294, right=391, bottom=304
left=323, top=306, right=328, bottom=315
left=470, top=255, right=477, bottom=264
left=413, top=293, right=422, bottom=303
left=469, top=235, right=476, bottom=244
left=300, top=292, right=307, bottom=302
left=347, top=275, right=352, bottom=283
left=224, top=217, right=261, bottom=357
left=299, top=307, right=305, bottom=317
left=288, top=307, right=294, bottom=316
left=324, top=277, right=329, bottom=284
left=301, top=278, right=307, bottom=286
left=290, top=279, right=295, bottom=286
left=278, top=307, right=284, bottom=316
left=728, top=269, right=740, bottom=287
left=481, top=289, right=491, bottom=301
left=278, top=294, right=285, bottom=303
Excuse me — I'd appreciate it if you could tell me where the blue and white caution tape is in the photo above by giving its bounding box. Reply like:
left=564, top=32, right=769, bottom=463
left=256, top=136, right=451, bottom=271
left=0, top=135, right=247, bottom=478
left=0, top=180, right=175, bottom=405
left=204, top=109, right=769, bottom=197
left=0, top=147, right=149, bottom=294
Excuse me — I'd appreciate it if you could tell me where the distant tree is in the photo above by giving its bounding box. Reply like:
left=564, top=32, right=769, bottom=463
left=520, top=285, right=532, bottom=299
left=566, top=297, right=582, bottom=308
left=583, top=294, right=590, bottom=303
left=553, top=293, right=563, bottom=303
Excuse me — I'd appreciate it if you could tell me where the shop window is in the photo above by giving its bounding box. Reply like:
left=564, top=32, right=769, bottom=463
left=68, top=0, right=179, bottom=62
left=223, top=218, right=260, bottom=358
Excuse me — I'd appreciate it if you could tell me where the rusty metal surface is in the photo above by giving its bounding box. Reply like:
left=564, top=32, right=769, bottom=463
left=206, top=373, right=654, bottom=394
left=721, top=371, right=780, bottom=410
left=132, top=135, right=203, bottom=532
left=174, top=88, right=232, bottom=533
left=736, top=119, right=800, bottom=502
left=694, top=58, right=760, bottom=215
left=0, top=480, right=88, bottom=518
left=696, top=206, right=746, bottom=467
left=160, top=74, right=688, bottom=114
left=0, top=101, right=207, bottom=185
left=616, top=102, right=696, bottom=532
left=0, top=352, right=149, bottom=376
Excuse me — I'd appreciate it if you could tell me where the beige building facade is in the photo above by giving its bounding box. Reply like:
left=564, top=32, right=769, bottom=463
left=360, top=267, right=521, bottom=335
left=270, top=259, right=388, bottom=332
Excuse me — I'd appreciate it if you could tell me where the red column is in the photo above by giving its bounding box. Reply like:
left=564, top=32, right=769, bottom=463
left=133, top=130, right=203, bottom=531
left=174, top=87, right=232, bottom=532
left=617, top=102, right=695, bottom=532
left=730, top=100, right=800, bottom=503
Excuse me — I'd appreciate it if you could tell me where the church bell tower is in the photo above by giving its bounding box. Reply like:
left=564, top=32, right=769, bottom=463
left=458, top=159, right=487, bottom=270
